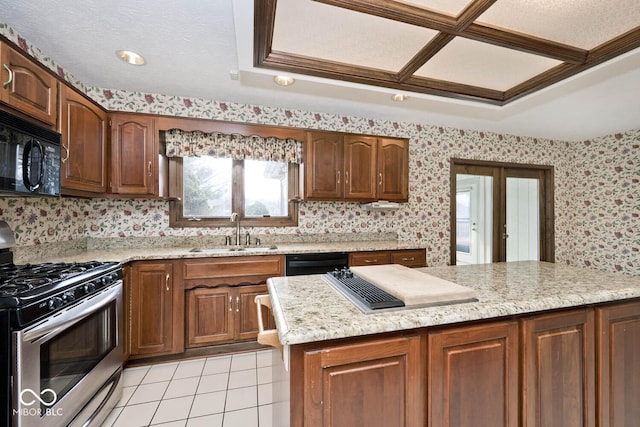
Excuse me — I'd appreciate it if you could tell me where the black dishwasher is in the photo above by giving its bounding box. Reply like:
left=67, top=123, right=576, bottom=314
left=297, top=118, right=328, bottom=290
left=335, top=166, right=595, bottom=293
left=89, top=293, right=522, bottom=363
left=285, top=252, right=349, bottom=276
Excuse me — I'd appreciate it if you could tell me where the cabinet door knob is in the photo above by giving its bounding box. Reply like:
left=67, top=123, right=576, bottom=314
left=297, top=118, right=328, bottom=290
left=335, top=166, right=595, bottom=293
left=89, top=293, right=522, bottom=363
left=379, top=172, right=383, bottom=185
left=337, top=170, right=340, bottom=184
left=401, top=257, right=415, bottom=261
left=2, top=64, right=13, bottom=89
left=345, top=171, right=349, bottom=184
left=147, top=161, right=152, bottom=176
left=165, top=274, right=170, bottom=291
left=236, top=296, right=240, bottom=313
left=229, top=296, right=233, bottom=312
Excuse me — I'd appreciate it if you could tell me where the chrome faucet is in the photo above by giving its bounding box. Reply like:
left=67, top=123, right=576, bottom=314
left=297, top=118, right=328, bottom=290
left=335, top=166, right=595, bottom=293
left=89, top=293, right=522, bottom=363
left=230, top=212, right=241, bottom=245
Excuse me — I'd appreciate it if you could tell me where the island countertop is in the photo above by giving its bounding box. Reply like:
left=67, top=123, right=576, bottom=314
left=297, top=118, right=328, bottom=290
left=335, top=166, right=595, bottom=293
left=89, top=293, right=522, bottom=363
left=266, top=261, right=640, bottom=345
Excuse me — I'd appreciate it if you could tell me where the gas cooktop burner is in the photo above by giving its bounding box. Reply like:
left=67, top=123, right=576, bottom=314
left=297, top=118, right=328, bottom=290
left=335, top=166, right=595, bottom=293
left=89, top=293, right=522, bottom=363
left=0, top=261, right=120, bottom=301
left=0, top=283, right=33, bottom=296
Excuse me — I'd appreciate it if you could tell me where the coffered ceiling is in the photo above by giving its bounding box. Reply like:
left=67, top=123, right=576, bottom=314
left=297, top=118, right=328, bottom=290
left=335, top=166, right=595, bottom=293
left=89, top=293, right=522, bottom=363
left=0, top=0, right=639, bottom=140
left=255, top=0, right=640, bottom=104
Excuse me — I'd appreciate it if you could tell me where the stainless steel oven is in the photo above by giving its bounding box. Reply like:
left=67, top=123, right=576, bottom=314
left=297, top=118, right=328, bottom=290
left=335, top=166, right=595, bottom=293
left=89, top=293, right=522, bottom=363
left=11, top=280, right=123, bottom=427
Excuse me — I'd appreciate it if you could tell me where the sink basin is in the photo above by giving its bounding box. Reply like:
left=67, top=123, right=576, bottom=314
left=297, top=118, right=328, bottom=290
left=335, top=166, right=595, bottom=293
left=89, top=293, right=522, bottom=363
left=190, top=245, right=278, bottom=253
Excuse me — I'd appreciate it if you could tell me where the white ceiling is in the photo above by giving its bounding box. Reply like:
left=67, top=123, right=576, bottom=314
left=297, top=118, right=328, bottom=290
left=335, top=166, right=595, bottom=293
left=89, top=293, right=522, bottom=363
left=0, top=0, right=639, bottom=141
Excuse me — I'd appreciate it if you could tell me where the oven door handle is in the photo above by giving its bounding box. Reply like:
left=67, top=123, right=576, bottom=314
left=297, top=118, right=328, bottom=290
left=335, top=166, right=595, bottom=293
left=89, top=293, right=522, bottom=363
left=21, top=282, right=122, bottom=343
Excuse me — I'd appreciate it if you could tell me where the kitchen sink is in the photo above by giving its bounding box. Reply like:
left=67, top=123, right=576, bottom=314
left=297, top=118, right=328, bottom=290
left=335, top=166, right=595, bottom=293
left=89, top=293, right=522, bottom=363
left=190, top=245, right=278, bottom=253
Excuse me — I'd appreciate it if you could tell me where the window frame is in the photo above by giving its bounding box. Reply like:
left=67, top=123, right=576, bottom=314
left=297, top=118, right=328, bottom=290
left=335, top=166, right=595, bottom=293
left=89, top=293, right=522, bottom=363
left=169, top=157, right=299, bottom=228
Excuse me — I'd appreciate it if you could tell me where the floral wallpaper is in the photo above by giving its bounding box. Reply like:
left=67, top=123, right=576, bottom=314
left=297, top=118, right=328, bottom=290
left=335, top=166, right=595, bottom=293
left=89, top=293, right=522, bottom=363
left=0, top=21, right=637, bottom=276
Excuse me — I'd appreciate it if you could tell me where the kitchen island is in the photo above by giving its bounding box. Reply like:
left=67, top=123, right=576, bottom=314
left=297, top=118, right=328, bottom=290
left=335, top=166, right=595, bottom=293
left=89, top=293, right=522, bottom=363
left=265, top=261, right=640, bottom=427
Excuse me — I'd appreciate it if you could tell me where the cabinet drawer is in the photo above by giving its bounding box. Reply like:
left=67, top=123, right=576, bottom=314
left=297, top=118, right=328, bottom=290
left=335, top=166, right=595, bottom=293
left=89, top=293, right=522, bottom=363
left=390, top=249, right=427, bottom=267
left=183, top=255, right=284, bottom=288
left=349, top=251, right=391, bottom=266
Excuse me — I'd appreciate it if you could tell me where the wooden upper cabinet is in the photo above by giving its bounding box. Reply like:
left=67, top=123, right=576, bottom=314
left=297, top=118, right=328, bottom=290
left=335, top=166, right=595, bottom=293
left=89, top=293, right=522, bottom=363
left=304, top=131, right=344, bottom=199
left=0, top=42, right=58, bottom=126
left=521, top=309, right=595, bottom=427
left=378, top=138, right=408, bottom=202
left=304, top=131, right=409, bottom=202
left=343, top=135, right=377, bottom=200
left=59, top=86, right=108, bottom=194
left=110, top=114, right=157, bottom=195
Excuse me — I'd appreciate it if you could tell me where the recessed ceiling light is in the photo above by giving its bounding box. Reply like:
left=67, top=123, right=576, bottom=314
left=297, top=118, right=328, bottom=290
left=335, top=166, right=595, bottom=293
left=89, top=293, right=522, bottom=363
left=116, top=50, right=145, bottom=65
left=391, top=94, right=409, bottom=102
left=274, top=75, right=295, bottom=86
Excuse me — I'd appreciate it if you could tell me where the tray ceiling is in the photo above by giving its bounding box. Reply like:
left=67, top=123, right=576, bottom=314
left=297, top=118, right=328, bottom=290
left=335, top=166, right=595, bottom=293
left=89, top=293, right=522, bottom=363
left=254, top=0, right=640, bottom=105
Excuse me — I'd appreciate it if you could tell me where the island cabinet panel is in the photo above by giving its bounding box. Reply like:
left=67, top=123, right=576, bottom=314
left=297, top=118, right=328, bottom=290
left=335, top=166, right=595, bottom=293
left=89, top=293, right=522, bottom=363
left=295, top=334, right=423, bottom=427
left=0, top=42, right=58, bottom=126
left=129, top=261, right=183, bottom=359
left=596, top=301, right=640, bottom=427
left=59, top=86, right=108, bottom=194
left=427, top=320, right=519, bottom=427
left=521, top=309, right=595, bottom=427
left=110, top=114, right=158, bottom=195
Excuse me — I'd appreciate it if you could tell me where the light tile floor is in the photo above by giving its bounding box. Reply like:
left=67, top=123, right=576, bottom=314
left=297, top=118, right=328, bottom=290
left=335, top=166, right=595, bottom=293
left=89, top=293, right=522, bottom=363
left=101, top=349, right=277, bottom=427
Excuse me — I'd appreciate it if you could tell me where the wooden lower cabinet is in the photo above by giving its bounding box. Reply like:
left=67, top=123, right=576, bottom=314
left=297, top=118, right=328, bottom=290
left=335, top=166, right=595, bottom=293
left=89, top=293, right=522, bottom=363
left=349, top=249, right=427, bottom=267
left=427, top=320, right=519, bottom=427
left=183, top=256, right=282, bottom=348
left=129, top=261, right=183, bottom=358
left=521, top=309, right=595, bottom=427
left=596, top=301, right=640, bottom=427
left=186, top=284, right=275, bottom=347
left=390, top=249, right=427, bottom=267
left=293, top=333, right=423, bottom=427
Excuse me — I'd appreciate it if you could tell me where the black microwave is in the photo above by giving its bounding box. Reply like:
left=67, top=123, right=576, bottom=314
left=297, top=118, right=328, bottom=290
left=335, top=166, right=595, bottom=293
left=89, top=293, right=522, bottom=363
left=0, top=109, right=61, bottom=196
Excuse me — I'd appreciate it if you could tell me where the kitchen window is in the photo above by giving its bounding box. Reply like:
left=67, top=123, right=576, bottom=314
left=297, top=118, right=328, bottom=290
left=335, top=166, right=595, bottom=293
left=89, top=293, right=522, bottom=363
left=166, top=129, right=301, bottom=227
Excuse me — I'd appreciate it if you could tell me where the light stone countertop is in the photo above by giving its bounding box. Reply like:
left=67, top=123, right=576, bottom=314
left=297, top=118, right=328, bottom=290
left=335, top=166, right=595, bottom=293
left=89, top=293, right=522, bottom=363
left=266, top=261, right=640, bottom=345
left=41, top=240, right=424, bottom=264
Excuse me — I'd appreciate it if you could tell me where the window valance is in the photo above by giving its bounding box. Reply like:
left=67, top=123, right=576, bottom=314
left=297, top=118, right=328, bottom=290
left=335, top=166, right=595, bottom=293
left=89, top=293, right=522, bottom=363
left=164, top=129, right=303, bottom=163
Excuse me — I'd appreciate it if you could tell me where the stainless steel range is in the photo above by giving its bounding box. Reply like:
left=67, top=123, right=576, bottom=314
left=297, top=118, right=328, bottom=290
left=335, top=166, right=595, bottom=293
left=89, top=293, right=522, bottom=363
left=0, top=221, right=123, bottom=427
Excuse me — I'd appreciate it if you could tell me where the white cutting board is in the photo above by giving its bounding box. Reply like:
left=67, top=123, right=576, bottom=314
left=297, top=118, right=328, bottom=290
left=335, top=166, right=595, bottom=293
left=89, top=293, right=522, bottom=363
left=350, top=264, right=476, bottom=306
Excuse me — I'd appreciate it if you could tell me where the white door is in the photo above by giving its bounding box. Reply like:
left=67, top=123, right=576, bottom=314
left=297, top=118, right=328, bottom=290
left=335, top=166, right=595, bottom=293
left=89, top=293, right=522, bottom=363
left=506, top=177, right=539, bottom=261
left=456, top=175, right=492, bottom=265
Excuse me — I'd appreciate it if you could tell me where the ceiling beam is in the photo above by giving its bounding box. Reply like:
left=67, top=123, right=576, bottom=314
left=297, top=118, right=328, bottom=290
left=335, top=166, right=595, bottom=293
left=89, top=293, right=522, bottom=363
left=253, top=0, right=278, bottom=65
left=395, top=33, right=455, bottom=82
left=395, top=0, right=497, bottom=82
left=313, top=0, right=588, bottom=64
left=462, top=24, right=588, bottom=64
left=312, top=0, right=457, bottom=32
left=260, top=50, right=505, bottom=104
